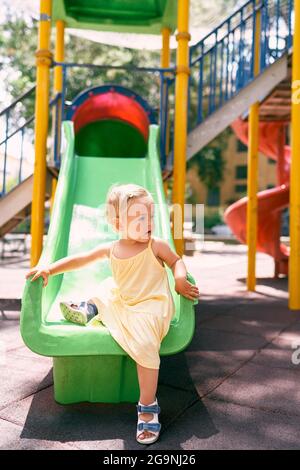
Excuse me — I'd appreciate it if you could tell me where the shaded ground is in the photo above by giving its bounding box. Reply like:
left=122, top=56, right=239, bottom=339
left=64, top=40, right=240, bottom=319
left=0, top=240, right=300, bottom=450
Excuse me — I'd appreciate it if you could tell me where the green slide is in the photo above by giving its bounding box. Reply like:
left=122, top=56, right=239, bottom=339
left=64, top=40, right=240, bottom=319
left=20, top=121, right=198, bottom=404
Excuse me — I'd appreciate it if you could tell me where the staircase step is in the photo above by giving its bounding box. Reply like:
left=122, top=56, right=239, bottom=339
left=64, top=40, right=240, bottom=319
left=0, top=167, right=56, bottom=237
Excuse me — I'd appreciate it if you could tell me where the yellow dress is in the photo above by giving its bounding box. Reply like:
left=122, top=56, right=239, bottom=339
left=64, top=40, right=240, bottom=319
left=90, top=237, right=175, bottom=369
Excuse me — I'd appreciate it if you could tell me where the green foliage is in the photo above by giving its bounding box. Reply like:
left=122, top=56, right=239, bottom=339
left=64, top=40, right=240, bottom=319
left=0, top=8, right=162, bottom=121
left=190, top=0, right=242, bottom=28
left=0, top=13, right=37, bottom=137
left=204, top=210, right=223, bottom=229
left=5, top=175, right=19, bottom=193
left=11, top=217, right=30, bottom=234
left=0, top=13, right=37, bottom=95
left=187, top=129, right=231, bottom=190
left=63, top=36, right=161, bottom=110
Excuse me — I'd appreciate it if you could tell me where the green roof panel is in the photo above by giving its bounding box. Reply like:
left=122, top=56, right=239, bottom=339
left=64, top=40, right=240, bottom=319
left=52, top=0, right=178, bottom=34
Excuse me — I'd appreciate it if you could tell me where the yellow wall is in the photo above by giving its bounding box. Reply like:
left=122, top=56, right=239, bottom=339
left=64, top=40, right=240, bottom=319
left=186, top=133, right=277, bottom=210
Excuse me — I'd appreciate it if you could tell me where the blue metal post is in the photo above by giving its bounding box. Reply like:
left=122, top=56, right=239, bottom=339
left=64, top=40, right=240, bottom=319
left=197, top=42, right=204, bottom=123
left=3, top=111, right=9, bottom=196
left=18, top=127, right=25, bottom=184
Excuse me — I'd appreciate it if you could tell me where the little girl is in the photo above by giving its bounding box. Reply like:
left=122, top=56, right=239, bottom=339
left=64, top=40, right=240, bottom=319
left=26, top=183, right=200, bottom=445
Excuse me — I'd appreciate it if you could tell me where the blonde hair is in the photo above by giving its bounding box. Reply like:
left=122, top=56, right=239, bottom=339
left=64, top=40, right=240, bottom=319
left=105, top=183, right=153, bottom=226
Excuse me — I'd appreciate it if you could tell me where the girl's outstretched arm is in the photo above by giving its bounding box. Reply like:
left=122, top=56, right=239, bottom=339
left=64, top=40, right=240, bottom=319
left=47, top=241, right=112, bottom=275
left=152, top=238, right=200, bottom=301
left=25, top=241, right=112, bottom=285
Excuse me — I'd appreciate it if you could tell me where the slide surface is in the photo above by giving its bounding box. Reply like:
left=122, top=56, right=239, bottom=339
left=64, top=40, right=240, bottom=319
left=20, top=121, right=197, bottom=359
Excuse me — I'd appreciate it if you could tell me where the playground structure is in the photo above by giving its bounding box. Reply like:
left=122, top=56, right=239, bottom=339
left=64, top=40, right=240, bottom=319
left=0, top=0, right=300, bottom=401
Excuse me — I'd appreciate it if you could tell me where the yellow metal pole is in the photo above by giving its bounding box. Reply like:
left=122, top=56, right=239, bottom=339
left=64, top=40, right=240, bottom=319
left=30, top=0, right=52, bottom=267
left=49, top=178, right=57, bottom=217
left=50, top=19, right=65, bottom=217
left=172, top=0, right=190, bottom=256
left=161, top=27, right=171, bottom=198
left=289, top=0, right=300, bottom=309
left=246, top=5, right=261, bottom=291
left=54, top=20, right=64, bottom=93
left=161, top=27, right=171, bottom=71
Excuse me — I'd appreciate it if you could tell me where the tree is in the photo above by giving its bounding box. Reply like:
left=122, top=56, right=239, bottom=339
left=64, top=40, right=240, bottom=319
left=187, top=128, right=230, bottom=190
left=0, top=8, right=161, bottom=127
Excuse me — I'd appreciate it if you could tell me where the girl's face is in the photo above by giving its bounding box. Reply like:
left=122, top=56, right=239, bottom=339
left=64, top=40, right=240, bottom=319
left=119, top=196, right=155, bottom=242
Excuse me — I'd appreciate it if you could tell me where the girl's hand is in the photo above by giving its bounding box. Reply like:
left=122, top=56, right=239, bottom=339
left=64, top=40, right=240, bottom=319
left=25, top=266, right=51, bottom=288
left=175, top=277, right=200, bottom=301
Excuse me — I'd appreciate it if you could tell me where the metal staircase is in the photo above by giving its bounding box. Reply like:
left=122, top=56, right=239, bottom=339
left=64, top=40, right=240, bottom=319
left=0, top=86, right=60, bottom=238
left=0, top=167, right=58, bottom=237
left=181, top=0, right=293, bottom=166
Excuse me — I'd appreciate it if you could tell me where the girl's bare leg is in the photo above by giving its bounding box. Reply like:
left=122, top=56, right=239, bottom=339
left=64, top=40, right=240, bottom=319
left=136, top=364, right=159, bottom=441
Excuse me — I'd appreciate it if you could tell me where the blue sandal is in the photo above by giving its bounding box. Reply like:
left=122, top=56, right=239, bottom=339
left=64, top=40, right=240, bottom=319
left=136, top=398, right=161, bottom=445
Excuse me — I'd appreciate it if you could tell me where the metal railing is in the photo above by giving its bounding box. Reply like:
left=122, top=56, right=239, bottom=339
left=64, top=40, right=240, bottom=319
left=0, top=88, right=61, bottom=197
left=0, top=87, right=35, bottom=197
left=188, top=0, right=293, bottom=129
